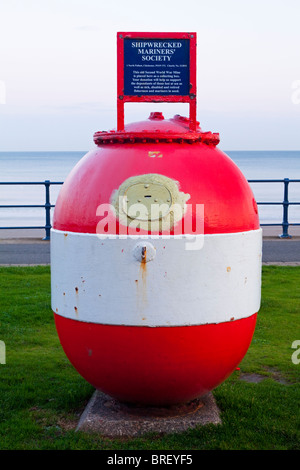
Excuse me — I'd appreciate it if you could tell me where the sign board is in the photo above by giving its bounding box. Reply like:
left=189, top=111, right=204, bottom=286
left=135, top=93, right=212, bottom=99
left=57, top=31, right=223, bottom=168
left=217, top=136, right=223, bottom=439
left=123, top=38, right=190, bottom=96
left=117, top=32, right=197, bottom=130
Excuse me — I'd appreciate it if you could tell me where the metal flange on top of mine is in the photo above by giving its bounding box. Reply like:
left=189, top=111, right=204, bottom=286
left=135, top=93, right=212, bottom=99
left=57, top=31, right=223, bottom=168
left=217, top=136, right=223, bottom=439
left=51, top=32, right=262, bottom=407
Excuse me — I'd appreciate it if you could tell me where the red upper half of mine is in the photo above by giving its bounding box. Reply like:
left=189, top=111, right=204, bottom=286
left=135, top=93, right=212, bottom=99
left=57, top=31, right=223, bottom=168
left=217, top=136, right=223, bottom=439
left=53, top=114, right=260, bottom=234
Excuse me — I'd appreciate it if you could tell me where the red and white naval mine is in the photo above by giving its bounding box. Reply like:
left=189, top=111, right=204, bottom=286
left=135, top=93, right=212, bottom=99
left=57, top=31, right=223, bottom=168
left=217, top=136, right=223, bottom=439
left=51, top=112, right=262, bottom=405
left=51, top=31, right=262, bottom=406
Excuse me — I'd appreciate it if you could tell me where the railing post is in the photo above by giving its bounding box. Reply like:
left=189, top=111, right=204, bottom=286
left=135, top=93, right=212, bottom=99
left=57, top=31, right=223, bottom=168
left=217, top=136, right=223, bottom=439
left=43, top=180, right=51, bottom=241
left=279, top=178, right=292, bottom=239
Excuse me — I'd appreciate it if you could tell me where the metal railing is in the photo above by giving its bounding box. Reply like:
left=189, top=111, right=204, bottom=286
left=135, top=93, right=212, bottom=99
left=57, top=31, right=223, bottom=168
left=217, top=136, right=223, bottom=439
left=248, top=178, right=300, bottom=238
left=0, top=180, right=63, bottom=240
left=0, top=178, right=299, bottom=240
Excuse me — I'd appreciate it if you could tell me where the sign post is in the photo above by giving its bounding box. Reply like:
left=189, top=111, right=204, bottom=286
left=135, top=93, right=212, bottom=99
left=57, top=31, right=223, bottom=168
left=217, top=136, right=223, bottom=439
left=117, top=32, right=197, bottom=131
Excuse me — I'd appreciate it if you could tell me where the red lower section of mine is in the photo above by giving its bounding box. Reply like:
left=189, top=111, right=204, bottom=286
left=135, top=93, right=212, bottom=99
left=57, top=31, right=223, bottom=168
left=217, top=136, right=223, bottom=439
left=54, top=313, right=257, bottom=405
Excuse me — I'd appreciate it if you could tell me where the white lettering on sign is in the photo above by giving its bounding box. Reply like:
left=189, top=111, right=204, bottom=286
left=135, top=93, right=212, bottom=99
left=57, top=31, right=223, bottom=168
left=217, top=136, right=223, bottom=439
left=132, top=41, right=183, bottom=48
left=131, top=41, right=182, bottom=63
left=130, top=69, right=184, bottom=93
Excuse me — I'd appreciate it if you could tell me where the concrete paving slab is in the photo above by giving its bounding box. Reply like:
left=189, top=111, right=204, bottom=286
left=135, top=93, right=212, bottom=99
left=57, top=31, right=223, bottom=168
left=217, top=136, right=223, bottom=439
left=76, top=390, right=221, bottom=437
left=262, top=226, right=300, bottom=238
left=0, top=229, right=46, bottom=239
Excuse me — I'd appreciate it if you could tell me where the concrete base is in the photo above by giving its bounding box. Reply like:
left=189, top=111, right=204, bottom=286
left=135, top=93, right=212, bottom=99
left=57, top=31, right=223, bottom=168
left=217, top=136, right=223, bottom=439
left=76, top=390, right=222, bottom=437
left=0, top=229, right=46, bottom=239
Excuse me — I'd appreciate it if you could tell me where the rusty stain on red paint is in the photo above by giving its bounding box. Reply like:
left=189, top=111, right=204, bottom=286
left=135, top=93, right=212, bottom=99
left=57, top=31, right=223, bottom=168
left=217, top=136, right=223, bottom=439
left=148, top=150, right=163, bottom=158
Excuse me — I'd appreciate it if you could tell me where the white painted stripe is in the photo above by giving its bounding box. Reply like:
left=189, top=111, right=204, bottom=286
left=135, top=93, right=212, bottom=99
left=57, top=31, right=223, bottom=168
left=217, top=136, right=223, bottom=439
left=51, top=229, right=262, bottom=326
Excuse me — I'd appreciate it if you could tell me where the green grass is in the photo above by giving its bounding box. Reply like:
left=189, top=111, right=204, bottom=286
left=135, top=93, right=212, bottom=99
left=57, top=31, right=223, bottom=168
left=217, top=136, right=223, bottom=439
left=0, top=266, right=299, bottom=450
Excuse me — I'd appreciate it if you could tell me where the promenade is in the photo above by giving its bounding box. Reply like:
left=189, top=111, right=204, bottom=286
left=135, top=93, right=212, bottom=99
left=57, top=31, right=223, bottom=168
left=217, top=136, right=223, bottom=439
left=0, top=227, right=299, bottom=266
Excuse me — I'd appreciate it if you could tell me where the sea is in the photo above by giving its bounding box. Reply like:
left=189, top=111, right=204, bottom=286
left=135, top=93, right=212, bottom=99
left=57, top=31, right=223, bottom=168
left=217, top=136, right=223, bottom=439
left=0, top=150, right=300, bottom=228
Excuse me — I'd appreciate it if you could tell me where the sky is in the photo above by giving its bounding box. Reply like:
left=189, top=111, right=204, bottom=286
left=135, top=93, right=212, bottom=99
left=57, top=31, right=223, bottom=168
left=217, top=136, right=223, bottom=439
left=0, top=0, right=300, bottom=151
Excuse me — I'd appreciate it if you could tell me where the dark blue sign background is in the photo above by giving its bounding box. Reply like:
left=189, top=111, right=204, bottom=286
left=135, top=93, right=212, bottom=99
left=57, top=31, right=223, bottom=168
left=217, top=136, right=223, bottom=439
left=123, top=38, right=190, bottom=96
